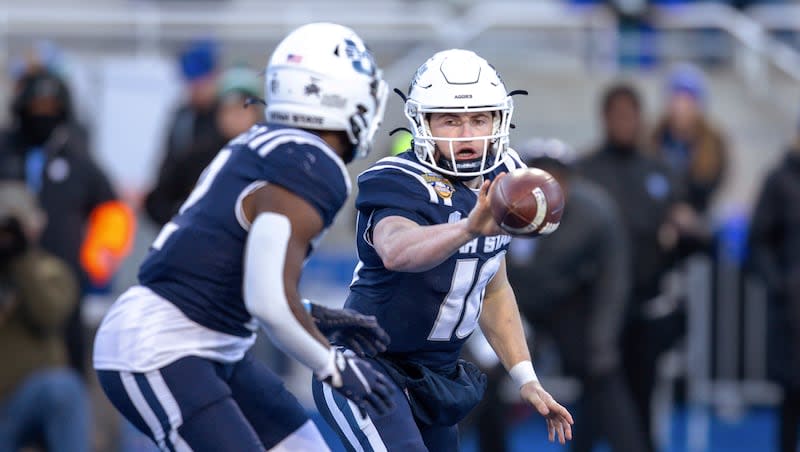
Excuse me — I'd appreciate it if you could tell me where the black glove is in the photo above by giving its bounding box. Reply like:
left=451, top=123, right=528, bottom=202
left=310, top=302, right=390, bottom=357
left=321, top=349, right=396, bottom=417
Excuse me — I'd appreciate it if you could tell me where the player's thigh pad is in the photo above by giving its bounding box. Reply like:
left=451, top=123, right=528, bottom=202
left=228, top=353, right=312, bottom=449
left=312, top=365, right=428, bottom=452
left=97, top=356, right=265, bottom=451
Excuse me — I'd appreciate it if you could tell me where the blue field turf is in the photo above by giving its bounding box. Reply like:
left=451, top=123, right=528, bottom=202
left=312, top=405, right=781, bottom=452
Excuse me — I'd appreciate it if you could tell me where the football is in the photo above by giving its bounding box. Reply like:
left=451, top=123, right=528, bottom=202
left=489, top=167, right=564, bottom=237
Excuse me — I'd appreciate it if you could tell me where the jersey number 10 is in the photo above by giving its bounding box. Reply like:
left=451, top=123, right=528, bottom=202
left=427, top=252, right=504, bottom=341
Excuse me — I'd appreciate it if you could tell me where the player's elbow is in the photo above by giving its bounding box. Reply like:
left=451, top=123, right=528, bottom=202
left=379, top=248, right=419, bottom=272
left=381, top=254, right=407, bottom=272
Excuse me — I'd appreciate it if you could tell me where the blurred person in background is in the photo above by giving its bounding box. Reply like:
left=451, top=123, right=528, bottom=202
left=577, top=83, right=685, bottom=451
left=145, top=38, right=221, bottom=227
left=0, top=70, right=134, bottom=377
left=390, top=130, right=414, bottom=157
left=9, top=40, right=65, bottom=92
left=144, top=64, right=263, bottom=225
left=650, top=63, right=728, bottom=221
left=748, top=126, right=800, bottom=452
left=93, top=23, right=395, bottom=451
left=508, top=138, right=648, bottom=452
left=0, top=182, right=89, bottom=452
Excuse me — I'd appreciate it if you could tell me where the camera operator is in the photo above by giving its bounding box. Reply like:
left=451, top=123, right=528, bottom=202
left=0, top=182, right=89, bottom=452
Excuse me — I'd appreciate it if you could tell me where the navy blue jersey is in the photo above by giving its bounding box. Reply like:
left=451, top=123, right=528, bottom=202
left=138, top=124, right=350, bottom=337
left=346, top=151, right=525, bottom=372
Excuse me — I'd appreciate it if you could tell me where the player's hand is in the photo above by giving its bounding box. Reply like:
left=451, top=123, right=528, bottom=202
left=311, top=303, right=390, bottom=357
left=466, top=174, right=507, bottom=237
left=520, top=380, right=574, bottom=444
left=320, top=349, right=396, bottom=417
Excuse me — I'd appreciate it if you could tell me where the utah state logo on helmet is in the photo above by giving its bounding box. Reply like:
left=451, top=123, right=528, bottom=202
left=265, top=23, right=388, bottom=162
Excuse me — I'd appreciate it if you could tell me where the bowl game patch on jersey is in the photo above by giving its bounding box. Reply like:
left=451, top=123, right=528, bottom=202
left=422, top=173, right=455, bottom=200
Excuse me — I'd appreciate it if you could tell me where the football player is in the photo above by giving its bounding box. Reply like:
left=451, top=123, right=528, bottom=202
left=313, top=49, right=574, bottom=451
left=93, top=23, right=395, bottom=451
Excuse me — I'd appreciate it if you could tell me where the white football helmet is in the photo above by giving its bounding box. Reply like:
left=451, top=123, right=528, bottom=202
left=404, top=49, right=514, bottom=178
left=265, top=23, right=388, bottom=161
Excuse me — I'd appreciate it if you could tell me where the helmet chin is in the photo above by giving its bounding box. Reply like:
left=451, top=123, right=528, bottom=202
left=436, top=152, right=495, bottom=181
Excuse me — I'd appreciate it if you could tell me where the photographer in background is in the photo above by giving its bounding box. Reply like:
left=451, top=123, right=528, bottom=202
left=508, top=138, right=648, bottom=452
left=0, top=182, right=89, bottom=452
left=0, top=70, right=135, bottom=377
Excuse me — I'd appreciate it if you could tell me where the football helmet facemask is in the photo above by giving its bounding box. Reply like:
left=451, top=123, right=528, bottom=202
left=404, top=49, right=513, bottom=179
left=265, top=23, right=388, bottom=161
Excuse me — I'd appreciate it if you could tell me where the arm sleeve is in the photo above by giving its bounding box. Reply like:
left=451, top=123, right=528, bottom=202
left=243, top=213, right=330, bottom=374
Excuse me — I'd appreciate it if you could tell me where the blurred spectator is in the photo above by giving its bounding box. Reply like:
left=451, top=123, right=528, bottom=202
left=577, top=83, right=685, bottom=451
left=569, top=0, right=659, bottom=68
left=747, top=130, right=800, bottom=452
left=215, top=65, right=263, bottom=139
left=0, top=70, right=135, bottom=376
left=8, top=40, right=67, bottom=93
left=508, top=138, right=648, bottom=452
left=144, top=38, right=221, bottom=226
left=0, top=182, right=89, bottom=452
left=650, top=64, right=728, bottom=216
left=144, top=64, right=263, bottom=226
left=390, top=130, right=413, bottom=156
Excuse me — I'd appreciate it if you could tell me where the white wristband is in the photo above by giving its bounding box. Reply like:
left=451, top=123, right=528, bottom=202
left=509, top=360, right=539, bottom=388
left=315, top=348, right=342, bottom=387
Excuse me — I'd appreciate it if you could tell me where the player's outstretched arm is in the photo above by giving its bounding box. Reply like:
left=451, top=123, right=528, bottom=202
left=242, top=184, right=330, bottom=348
left=241, top=184, right=395, bottom=413
left=373, top=178, right=505, bottom=273
left=519, top=379, right=574, bottom=444
left=479, top=258, right=574, bottom=444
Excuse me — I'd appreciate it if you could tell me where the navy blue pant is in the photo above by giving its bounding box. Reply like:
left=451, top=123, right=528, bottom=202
left=312, top=359, right=458, bottom=452
left=97, top=354, right=308, bottom=452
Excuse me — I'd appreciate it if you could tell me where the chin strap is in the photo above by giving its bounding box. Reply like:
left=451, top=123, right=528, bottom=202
left=436, top=151, right=496, bottom=180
